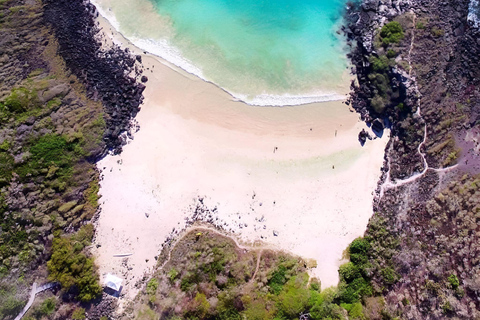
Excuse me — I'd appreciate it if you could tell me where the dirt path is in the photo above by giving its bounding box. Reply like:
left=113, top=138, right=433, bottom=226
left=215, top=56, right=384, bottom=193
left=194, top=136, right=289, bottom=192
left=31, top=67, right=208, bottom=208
left=249, top=249, right=264, bottom=283
left=158, top=225, right=271, bottom=274
left=379, top=11, right=458, bottom=197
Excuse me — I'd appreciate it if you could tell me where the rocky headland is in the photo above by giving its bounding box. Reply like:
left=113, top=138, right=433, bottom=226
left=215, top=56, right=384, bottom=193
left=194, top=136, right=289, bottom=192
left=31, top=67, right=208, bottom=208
left=0, top=0, right=145, bottom=319
left=343, top=0, right=480, bottom=318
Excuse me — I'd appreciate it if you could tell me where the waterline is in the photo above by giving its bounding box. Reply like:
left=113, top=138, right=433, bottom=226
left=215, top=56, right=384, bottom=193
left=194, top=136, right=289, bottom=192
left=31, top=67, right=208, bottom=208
left=92, top=0, right=354, bottom=106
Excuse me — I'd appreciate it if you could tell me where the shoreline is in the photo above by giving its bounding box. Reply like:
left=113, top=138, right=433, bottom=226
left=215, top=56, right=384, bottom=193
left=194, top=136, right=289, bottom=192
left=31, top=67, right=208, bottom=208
left=91, top=3, right=390, bottom=304
left=90, top=0, right=352, bottom=107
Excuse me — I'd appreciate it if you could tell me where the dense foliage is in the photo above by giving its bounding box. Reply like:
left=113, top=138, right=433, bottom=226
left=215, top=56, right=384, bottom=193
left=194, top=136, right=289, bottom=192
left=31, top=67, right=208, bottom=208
left=380, top=21, right=405, bottom=46
left=128, top=230, right=389, bottom=320
left=47, top=227, right=101, bottom=302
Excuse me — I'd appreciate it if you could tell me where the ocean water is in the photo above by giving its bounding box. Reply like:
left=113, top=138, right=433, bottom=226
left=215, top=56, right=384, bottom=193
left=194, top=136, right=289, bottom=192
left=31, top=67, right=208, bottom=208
left=93, top=0, right=355, bottom=105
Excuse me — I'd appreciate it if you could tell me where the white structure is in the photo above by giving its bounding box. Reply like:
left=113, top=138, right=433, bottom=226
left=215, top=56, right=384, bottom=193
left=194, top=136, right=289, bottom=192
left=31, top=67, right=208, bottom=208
left=104, top=273, right=123, bottom=291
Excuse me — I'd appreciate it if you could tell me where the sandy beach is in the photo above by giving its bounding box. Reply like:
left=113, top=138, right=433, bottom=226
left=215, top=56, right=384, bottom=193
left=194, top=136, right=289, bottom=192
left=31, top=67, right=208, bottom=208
left=91, top=12, right=389, bottom=302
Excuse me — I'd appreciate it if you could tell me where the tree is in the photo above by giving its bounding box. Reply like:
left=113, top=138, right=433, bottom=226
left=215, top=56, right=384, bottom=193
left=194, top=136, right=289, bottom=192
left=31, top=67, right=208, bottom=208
left=380, top=21, right=404, bottom=46
left=47, top=235, right=101, bottom=301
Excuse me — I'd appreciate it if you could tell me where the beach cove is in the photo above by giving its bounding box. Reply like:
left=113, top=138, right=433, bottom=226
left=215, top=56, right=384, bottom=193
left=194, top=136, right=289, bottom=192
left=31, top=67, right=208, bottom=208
left=90, top=4, right=389, bottom=302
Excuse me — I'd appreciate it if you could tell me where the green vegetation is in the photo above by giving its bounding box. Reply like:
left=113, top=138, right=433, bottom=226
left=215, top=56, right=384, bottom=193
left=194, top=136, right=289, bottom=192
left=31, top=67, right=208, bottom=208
left=47, top=232, right=101, bottom=301
left=128, top=230, right=396, bottom=320
left=71, top=307, right=86, bottom=320
left=2, top=87, right=38, bottom=114
left=415, top=21, right=425, bottom=29
left=0, top=285, right=24, bottom=320
left=431, top=26, right=445, bottom=37
left=448, top=274, right=459, bottom=289
left=38, top=297, right=56, bottom=316
left=370, top=55, right=391, bottom=73
left=380, top=21, right=405, bottom=46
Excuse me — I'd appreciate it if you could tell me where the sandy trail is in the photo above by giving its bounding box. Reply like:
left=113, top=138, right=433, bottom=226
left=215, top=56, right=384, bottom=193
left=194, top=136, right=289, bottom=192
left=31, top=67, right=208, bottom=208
left=91, top=11, right=389, bottom=303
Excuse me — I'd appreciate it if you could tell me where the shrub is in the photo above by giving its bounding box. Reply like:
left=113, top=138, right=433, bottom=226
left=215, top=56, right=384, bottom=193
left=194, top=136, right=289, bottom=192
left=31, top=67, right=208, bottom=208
left=3, top=87, right=38, bottom=113
left=0, top=152, right=14, bottom=186
left=38, top=297, right=56, bottom=316
left=370, top=55, right=391, bottom=72
left=370, top=95, right=387, bottom=114
left=349, top=238, right=371, bottom=265
left=386, top=49, right=397, bottom=58
left=16, top=134, right=78, bottom=180
left=243, top=300, right=273, bottom=320
left=448, top=274, right=460, bottom=289
left=431, top=26, right=445, bottom=37
left=268, top=265, right=287, bottom=294
left=146, top=278, right=159, bottom=295
left=380, top=21, right=404, bottom=46
left=217, top=291, right=242, bottom=320
left=368, top=73, right=390, bottom=97
left=47, top=235, right=101, bottom=301
left=168, top=268, right=179, bottom=283
left=71, top=307, right=86, bottom=320
left=276, top=276, right=311, bottom=318
left=0, top=293, right=24, bottom=320
left=416, top=21, right=425, bottom=29
left=381, top=267, right=399, bottom=285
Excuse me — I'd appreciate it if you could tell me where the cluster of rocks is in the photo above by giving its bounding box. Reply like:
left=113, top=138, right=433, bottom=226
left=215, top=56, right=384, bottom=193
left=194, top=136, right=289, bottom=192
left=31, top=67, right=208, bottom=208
left=43, top=0, right=146, bottom=156
left=345, top=0, right=416, bottom=124
left=86, top=293, right=118, bottom=320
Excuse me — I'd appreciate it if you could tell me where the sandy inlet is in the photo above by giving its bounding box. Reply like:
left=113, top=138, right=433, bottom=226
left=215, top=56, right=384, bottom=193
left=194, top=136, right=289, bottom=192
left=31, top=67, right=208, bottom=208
left=91, top=13, right=389, bottom=302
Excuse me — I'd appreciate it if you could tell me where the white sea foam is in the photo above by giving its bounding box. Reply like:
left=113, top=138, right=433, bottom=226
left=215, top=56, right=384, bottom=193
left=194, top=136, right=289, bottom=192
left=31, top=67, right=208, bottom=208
left=91, top=0, right=349, bottom=107
left=125, top=35, right=349, bottom=106
left=91, top=0, right=120, bottom=31
left=468, top=0, right=480, bottom=28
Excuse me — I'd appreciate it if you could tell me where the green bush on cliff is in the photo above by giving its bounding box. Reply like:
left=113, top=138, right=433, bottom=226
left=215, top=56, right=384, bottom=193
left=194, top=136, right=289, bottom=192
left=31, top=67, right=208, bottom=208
left=3, top=87, right=38, bottom=113
left=16, top=134, right=86, bottom=182
left=380, top=21, right=404, bottom=46
left=47, top=234, right=101, bottom=301
left=370, top=55, right=391, bottom=72
left=336, top=237, right=373, bottom=304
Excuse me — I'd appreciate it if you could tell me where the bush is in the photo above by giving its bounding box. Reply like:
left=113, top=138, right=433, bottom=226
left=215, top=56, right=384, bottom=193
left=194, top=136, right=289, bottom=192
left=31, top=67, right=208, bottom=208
left=0, top=152, right=14, bottom=186
left=370, top=55, right=391, bottom=72
left=0, top=293, right=24, bottom=320
left=370, top=95, right=387, bottom=114
left=276, top=276, right=311, bottom=318
left=309, top=288, right=344, bottom=320
left=386, top=49, right=397, bottom=58
left=146, top=278, right=158, bottom=295
left=349, top=238, right=371, bottom=265
left=431, top=26, right=445, bottom=37
left=47, top=235, right=101, bottom=301
left=416, top=21, right=425, bottom=29
left=217, top=291, right=242, bottom=320
left=3, top=87, right=38, bottom=113
left=448, top=274, right=460, bottom=289
left=16, top=134, right=78, bottom=180
left=341, top=302, right=366, bottom=320
left=380, top=21, right=404, bottom=46
left=268, top=265, right=287, bottom=294
left=71, top=307, right=86, bottom=320
left=168, top=268, right=179, bottom=283
left=37, top=297, right=56, bottom=316
left=381, top=267, right=399, bottom=285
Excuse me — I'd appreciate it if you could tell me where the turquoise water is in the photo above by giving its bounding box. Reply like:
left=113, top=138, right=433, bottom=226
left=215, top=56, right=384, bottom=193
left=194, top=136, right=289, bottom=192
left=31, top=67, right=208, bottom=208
left=95, top=0, right=354, bottom=104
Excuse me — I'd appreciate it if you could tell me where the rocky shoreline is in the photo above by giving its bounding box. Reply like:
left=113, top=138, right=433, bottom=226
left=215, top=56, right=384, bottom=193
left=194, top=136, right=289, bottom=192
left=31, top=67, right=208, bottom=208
left=43, top=0, right=146, bottom=156
left=344, top=0, right=480, bottom=318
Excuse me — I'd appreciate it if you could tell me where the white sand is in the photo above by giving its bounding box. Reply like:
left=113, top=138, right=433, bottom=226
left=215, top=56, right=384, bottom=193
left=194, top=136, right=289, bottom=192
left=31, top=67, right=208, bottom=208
left=91, top=13, right=389, bottom=302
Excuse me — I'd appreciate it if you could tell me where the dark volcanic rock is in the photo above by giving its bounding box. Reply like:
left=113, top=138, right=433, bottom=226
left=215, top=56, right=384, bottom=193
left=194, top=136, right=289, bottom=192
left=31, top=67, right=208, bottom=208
left=43, top=0, right=145, bottom=156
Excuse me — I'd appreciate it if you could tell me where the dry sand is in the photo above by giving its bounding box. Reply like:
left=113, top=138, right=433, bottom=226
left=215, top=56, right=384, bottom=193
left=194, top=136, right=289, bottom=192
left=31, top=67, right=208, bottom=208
left=91, top=12, right=389, bottom=302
